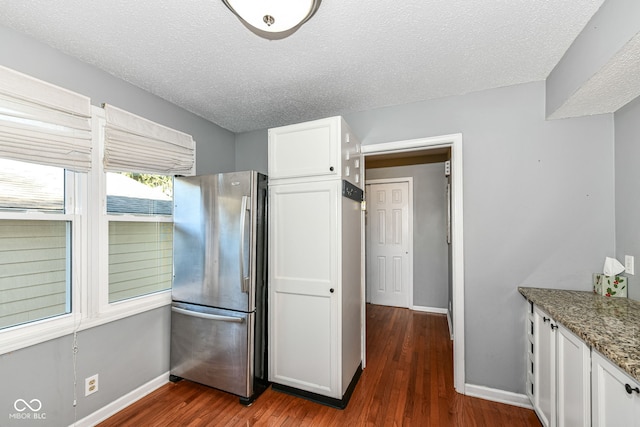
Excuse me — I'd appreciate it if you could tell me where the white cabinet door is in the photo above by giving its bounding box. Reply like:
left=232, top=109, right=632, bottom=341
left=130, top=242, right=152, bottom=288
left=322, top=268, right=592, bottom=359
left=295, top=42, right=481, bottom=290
left=592, top=351, right=640, bottom=427
left=268, top=181, right=340, bottom=397
left=268, top=117, right=340, bottom=180
left=534, top=306, right=556, bottom=427
left=556, top=325, right=590, bottom=427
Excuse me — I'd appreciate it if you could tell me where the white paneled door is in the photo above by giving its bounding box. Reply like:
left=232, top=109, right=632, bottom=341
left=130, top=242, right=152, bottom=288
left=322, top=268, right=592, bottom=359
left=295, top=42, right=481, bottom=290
left=366, top=181, right=410, bottom=308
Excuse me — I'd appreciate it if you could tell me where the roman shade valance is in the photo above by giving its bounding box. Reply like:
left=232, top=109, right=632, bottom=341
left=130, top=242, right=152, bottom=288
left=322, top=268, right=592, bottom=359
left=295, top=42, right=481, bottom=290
left=102, top=103, right=195, bottom=176
left=0, top=65, right=92, bottom=172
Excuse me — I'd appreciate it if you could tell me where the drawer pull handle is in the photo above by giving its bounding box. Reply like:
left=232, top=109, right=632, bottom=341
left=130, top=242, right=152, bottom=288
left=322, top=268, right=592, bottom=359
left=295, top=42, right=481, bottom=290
left=550, top=324, right=558, bottom=330
left=543, top=317, right=550, bottom=323
left=625, top=384, right=640, bottom=394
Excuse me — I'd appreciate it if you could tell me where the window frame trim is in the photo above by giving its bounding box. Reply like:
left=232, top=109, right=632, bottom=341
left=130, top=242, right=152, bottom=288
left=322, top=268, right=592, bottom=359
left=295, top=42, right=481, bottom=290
left=0, top=167, right=88, bottom=355
left=0, top=106, right=176, bottom=356
left=93, top=107, right=173, bottom=320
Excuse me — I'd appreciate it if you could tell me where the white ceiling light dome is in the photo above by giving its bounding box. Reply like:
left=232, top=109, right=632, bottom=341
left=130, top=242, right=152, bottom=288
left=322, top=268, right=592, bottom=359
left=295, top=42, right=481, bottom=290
left=222, top=0, right=321, bottom=38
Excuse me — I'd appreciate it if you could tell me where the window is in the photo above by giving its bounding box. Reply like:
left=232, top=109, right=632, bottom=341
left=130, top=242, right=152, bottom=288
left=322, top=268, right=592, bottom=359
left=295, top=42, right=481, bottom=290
left=0, top=158, right=65, bottom=212
left=0, top=66, right=90, bottom=352
left=0, top=159, right=73, bottom=330
left=106, top=172, right=173, bottom=303
left=98, top=104, right=194, bottom=310
left=0, top=65, right=195, bottom=354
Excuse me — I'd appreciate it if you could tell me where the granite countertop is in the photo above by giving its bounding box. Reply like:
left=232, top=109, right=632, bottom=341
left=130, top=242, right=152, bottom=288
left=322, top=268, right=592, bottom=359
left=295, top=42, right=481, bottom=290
left=519, top=287, right=640, bottom=383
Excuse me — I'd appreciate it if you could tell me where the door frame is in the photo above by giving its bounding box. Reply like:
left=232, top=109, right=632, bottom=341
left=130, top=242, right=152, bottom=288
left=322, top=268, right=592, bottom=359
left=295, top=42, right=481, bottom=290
left=361, top=133, right=465, bottom=394
left=364, top=177, right=414, bottom=309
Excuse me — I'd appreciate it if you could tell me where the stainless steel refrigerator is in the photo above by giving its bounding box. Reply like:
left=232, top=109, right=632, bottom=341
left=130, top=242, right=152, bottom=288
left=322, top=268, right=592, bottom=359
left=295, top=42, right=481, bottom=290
left=170, top=171, right=268, bottom=405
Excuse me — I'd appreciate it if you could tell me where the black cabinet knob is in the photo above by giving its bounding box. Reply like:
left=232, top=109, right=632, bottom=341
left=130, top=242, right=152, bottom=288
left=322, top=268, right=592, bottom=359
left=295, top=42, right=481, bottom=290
left=329, top=166, right=334, bottom=171
left=330, top=288, right=334, bottom=293
left=625, top=383, right=640, bottom=394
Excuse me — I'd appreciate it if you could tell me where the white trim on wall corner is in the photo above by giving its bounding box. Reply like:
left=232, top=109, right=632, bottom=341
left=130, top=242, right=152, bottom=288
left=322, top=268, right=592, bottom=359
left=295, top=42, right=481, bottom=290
left=465, top=384, right=533, bottom=410
left=71, top=371, right=169, bottom=427
left=447, top=311, right=453, bottom=340
left=412, top=305, right=447, bottom=314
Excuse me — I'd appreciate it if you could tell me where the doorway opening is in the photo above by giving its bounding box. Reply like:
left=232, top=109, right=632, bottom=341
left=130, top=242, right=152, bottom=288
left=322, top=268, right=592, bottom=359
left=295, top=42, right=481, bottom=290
left=361, top=134, right=465, bottom=394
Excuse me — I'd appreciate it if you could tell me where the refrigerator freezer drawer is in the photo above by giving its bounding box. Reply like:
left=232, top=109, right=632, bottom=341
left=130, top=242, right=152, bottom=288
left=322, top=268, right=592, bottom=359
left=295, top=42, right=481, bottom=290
left=170, top=302, right=254, bottom=398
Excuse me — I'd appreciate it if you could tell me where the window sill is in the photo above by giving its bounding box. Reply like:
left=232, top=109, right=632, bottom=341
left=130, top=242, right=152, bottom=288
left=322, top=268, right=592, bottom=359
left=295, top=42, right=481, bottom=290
left=94, top=290, right=172, bottom=327
left=0, top=290, right=171, bottom=356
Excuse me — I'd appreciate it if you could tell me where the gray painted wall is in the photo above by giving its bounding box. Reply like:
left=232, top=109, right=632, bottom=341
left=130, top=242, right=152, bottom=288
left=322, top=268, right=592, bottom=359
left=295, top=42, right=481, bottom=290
left=0, top=24, right=236, bottom=175
left=235, top=81, right=615, bottom=394
left=235, top=129, right=268, bottom=174
left=345, top=82, right=615, bottom=393
left=615, top=95, right=640, bottom=301
left=366, top=163, right=449, bottom=309
left=0, top=307, right=170, bottom=426
left=0, top=24, right=234, bottom=425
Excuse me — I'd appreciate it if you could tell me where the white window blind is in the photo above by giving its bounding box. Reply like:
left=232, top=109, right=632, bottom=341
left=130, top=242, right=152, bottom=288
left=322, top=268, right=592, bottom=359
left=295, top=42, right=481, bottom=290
left=0, top=66, right=92, bottom=172
left=103, top=104, right=195, bottom=176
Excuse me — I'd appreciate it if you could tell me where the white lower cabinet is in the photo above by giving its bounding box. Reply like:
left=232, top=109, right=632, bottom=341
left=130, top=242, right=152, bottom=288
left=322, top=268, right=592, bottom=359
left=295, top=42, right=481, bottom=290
left=555, top=323, right=590, bottom=427
left=269, top=180, right=339, bottom=397
left=592, top=350, right=640, bottom=426
left=268, top=179, right=362, bottom=404
left=532, top=306, right=590, bottom=427
left=533, top=305, right=555, bottom=426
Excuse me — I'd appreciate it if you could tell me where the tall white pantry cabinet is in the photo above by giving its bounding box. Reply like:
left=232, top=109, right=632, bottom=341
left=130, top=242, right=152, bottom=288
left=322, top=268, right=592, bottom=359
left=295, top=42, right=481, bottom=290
left=268, top=116, right=364, bottom=408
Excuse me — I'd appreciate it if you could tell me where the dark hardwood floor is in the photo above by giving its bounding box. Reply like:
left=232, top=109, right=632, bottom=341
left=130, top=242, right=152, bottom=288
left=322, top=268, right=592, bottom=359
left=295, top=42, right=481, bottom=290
left=99, top=304, right=541, bottom=426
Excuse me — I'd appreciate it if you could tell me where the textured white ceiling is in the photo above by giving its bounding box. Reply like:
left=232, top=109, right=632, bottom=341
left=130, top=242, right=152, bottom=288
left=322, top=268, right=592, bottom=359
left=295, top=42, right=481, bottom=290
left=548, top=31, right=640, bottom=120
left=0, top=0, right=606, bottom=133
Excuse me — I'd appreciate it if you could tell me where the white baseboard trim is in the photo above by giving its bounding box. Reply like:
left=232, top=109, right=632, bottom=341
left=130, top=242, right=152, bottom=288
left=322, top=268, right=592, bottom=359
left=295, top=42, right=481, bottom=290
left=412, top=305, right=447, bottom=314
left=71, top=371, right=169, bottom=427
left=465, top=383, right=533, bottom=410
left=447, top=311, right=453, bottom=340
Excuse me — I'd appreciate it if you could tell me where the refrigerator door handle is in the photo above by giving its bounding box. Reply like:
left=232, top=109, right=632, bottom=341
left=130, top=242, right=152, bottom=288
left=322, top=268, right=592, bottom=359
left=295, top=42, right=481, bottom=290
left=239, top=195, right=251, bottom=293
left=171, top=306, right=245, bottom=323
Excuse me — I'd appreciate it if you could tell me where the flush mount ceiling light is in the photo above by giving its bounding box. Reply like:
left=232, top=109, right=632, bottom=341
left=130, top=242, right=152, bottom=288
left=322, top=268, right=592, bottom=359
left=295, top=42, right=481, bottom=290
left=222, top=0, right=321, bottom=39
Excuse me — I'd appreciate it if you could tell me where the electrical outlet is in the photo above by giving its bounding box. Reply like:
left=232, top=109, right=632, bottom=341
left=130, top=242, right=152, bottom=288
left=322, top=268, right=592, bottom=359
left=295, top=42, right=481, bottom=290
left=625, top=255, right=635, bottom=275
left=85, top=374, right=99, bottom=396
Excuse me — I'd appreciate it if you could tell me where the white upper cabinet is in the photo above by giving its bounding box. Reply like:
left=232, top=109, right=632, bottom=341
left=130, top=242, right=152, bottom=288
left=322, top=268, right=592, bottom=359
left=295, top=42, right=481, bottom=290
left=268, top=116, right=361, bottom=185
